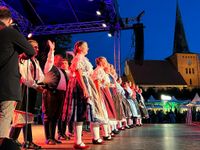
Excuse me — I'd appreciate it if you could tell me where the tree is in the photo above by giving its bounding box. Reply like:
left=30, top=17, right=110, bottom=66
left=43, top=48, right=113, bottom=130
left=34, top=34, right=72, bottom=69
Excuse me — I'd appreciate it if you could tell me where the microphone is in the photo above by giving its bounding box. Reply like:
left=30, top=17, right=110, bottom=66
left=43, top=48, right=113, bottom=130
left=11, top=23, right=21, bottom=32
left=11, top=23, right=18, bottom=26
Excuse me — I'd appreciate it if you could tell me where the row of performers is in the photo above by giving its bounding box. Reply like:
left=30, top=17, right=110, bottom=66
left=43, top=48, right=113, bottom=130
left=9, top=40, right=149, bottom=149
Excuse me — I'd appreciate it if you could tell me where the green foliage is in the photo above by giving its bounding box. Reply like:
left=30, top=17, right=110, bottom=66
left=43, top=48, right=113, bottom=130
left=35, top=34, right=72, bottom=56
left=54, top=34, right=72, bottom=56
left=33, top=34, right=72, bottom=69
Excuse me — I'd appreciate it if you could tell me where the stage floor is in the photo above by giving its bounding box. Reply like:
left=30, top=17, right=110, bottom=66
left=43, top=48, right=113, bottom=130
left=18, top=124, right=200, bottom=150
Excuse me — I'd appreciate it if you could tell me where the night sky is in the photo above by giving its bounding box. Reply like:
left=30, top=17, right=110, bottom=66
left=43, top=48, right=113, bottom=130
left=72, top=0, right=200, bottom=72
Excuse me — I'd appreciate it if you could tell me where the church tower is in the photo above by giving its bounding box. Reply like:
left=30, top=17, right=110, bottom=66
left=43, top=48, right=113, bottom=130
left=173, top=1, right=189, bottom=54
left=168, top=1, right=200, bottom=88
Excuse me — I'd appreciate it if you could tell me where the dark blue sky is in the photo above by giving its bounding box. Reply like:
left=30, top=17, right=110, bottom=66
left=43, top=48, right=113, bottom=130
left=72, top=0, right=200, bottom=69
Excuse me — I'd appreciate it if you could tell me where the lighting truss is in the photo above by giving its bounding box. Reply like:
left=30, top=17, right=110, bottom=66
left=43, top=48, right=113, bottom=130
left=31, top=20, right=110, bottom=36
left=0, top=0, right=132, bottom=36
left=0, top=0, right=32, bottom=35
left=104, top=0, right=117, bottom=23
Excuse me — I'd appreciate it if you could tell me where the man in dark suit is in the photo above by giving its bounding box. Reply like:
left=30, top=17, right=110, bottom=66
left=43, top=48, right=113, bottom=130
left=42, top=45, right=70, bottom=145
left=9, top=40, right=44, bottom=149
left=0, top=6, right=35, bottom=138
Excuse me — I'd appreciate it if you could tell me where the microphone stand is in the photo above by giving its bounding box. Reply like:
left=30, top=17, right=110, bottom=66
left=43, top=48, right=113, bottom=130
left=24, top=59, right=30, bottom=150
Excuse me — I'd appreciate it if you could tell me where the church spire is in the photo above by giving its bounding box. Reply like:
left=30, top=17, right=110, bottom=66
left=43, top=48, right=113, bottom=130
left=173, top=1, right=190, bottom=54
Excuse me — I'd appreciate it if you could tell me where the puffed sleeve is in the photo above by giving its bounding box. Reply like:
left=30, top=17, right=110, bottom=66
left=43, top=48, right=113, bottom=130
left=70, top=56, right=83, bottom=71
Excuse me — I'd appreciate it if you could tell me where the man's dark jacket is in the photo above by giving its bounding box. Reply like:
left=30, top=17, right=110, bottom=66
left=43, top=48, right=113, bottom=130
left=0, top=21, right=35, bottom=102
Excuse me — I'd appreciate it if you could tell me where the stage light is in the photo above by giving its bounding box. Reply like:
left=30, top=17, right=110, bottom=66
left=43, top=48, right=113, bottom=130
left=107, top=27, right=115, bottom=37
left=27, top=33, right=33, bottom=38
left=161, top=94, right=172, bottom=101
left=107, top=33, right=112, bottom=37
left=102, top=23, right=107, bottom=27
left=96, top=10, right=101, bottom=16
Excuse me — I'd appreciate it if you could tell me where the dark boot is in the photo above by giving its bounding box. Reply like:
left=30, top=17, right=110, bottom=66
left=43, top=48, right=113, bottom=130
left=68, top=119, right=74, bottom=134
left=9, top=127, right=21, bottom=140
left=44, top=121, right=50, bottom=141
left=9, top=127, right=22, bottom=147
left=57, top=118, right=62, bottom=136
left=23, top=124, right=33, bottom=142
left=61, top=120, right=67, bottom=135
left=50, top=121, right=62, bottom=144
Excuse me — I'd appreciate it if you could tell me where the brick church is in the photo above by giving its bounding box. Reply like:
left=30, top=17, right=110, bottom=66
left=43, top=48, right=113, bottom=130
left=124, top=3, right=200, bottom=90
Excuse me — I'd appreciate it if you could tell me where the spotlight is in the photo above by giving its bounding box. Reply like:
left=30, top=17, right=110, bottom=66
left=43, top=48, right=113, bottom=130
left=107, top=27, right=115, bottom=37
left=96, top=10, right=101, bottom=16
left=27, top=33, right=33, bottom=38
left=102, top=23, right=107, bottom=27
left=107, top=33, right=112, bottom=37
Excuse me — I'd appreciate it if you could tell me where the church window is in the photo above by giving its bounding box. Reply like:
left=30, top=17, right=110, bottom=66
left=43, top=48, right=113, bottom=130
left=190, top=79, right=192, bottom=85
left=186, top=68, right=188, bottom=74
left=189, top=68, right=191, bottom=74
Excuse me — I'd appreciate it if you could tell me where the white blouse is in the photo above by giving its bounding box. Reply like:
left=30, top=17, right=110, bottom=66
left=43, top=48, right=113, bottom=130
left=93, top=66, right=110, bottom=87
left=126, top=86, right=133, bottom=97
left=70, top=53, right=93, bottom=76
left=116, top=82, right=125, bottom=95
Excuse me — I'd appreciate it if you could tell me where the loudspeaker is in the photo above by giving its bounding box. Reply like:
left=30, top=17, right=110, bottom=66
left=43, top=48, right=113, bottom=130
left=133, top=23, right=144, bottom=65
left=0, top=138, right=20, bottom=150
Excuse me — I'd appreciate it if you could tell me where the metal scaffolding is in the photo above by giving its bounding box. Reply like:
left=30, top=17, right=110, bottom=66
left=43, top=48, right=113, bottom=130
left=0, top=0, right=137, bottom=75
left=0, top=0, right=32, bottom=35
left=0, top=0, right=120, bottom=36
left=31, top=20, right=110, bottom=36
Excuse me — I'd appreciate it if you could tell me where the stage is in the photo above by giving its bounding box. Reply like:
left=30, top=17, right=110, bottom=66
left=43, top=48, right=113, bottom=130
left=17, top=124, right=200, bottom=150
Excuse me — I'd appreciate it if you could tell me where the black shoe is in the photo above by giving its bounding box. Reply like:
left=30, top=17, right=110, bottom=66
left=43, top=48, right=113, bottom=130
left=23, top=141, right=41, bottom=149
left=136, top=124, right=142, bottom=127
left=92, top=138, right=104, bottom=144
left=14, top=140, right=22, bottom=147
left=53, top=139, right=62, bottom=144
left=58, top=134, right=70, bottom=140
left=112, top=129, right=120, bottom=134
left=103, top=136, right=112, bottom=141
left=46, top=139, right=56, bottom=145
left=67, top=132, right=73, bottom=137
left=129, top=124, right=136, bottom=128
left=125, top=125, right=131, bottom=129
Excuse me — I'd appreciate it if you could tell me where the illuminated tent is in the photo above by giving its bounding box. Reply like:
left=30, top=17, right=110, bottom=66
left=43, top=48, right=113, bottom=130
left=185, top=93, right=200, bottom=111
left=191, top=93, right=200, bottom=104
left=179, top=105, right=188, bottom=113
left=146, top=95, right=162, bottom=103
left=146, top=104, right=163, bottom=111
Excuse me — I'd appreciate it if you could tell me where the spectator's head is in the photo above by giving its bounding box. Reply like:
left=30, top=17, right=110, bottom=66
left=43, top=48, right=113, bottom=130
left=0, top=6, right=13, bottom=27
